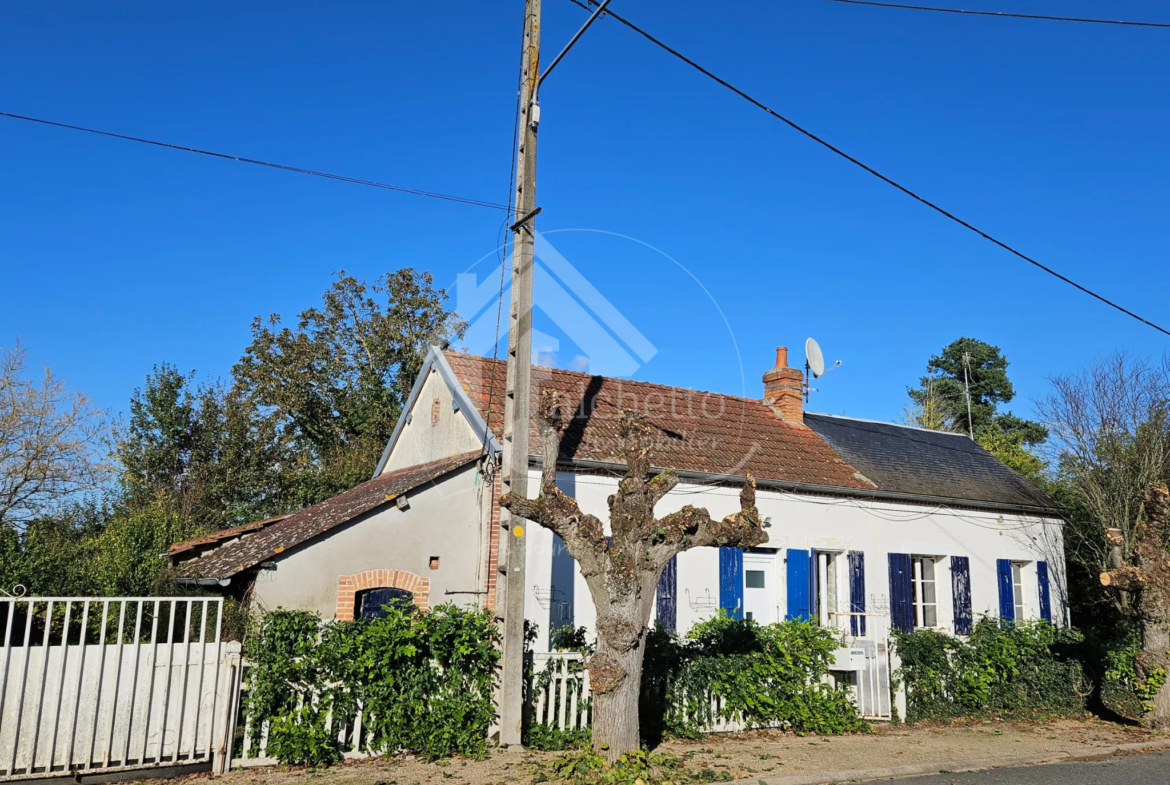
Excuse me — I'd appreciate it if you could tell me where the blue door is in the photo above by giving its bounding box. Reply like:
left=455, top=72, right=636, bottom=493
left=657, top=556, right=678, bottom=631
left=719, top=547, right=744, bottom=619
left=786, top=549, right=811, bottom=621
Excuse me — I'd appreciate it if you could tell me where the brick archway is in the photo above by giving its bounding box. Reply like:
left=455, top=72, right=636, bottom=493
left=336, top=569, right=430, bottom=621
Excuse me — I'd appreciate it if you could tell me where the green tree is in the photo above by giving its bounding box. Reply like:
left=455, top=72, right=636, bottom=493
left=908, top=337, right=1046, bottom=444
left=233, top=269, right=462, bottom=503
left=907, top=338, right=1047, bottom=478
left=117, top=366, right=285, bottom=531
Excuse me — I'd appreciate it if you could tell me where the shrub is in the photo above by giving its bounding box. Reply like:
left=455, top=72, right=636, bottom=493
left=641, top=615, right=867, bottom=740
left=893, top=617, right=1088, bottom=723
left=1098, top=625, right=1169, bottom=720
left=243, top=603, right=499, bottom=763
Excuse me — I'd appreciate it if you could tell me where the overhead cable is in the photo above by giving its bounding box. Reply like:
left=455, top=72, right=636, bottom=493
left=567, top=0, right=1170, bottom=338
left=819, top=0, right=1170, bottom=29
left=0, top=111, right=512, bottom=212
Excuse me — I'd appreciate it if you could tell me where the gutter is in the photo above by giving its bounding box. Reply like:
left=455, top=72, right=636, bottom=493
left=531, top=456, right=1065, bottom=519
left=177, top=577, right=232, bottom=588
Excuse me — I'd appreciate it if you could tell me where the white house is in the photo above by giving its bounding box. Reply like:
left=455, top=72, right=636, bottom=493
left=172, top=345, right=1065, bottom=715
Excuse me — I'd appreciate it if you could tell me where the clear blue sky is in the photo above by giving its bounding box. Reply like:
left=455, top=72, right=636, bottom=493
left=2, top=0, right=1167, bottom=427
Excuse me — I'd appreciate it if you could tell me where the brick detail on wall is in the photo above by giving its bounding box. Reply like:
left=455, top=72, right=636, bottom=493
left=336, top=569, right=430, bottom=621
left=485, top=473, right=501, bottom=614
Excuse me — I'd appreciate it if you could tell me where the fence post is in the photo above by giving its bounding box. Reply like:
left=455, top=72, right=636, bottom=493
left=214, top=643, right=242, bottom=775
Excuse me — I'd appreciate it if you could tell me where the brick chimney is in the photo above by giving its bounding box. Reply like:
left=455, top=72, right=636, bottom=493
left=763, top=347, right=805, bottom=426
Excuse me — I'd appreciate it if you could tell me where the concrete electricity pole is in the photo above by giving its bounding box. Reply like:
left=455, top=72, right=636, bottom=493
left=497, top=0, right=541, bottom=748
left=497, top=0, right=612, bottom=747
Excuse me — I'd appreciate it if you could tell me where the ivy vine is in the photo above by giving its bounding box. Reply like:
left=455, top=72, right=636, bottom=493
left=243, top=603, right=499, bottom=764
left=893, top=617, right=1088, bottom=723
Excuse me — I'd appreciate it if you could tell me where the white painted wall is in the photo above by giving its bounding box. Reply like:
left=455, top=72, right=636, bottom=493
left=251, top=463, right=488, bottom=617
left=381, top=368, right=484, bottom=474
left=524, top=469, right=1066, bottom=652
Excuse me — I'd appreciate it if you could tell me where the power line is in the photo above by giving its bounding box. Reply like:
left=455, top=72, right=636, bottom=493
left=0, top=111, right=513, bottom=212
left=818, top=0, right=1170, bottom=29
left=568, top=0, right=1170, bottom=338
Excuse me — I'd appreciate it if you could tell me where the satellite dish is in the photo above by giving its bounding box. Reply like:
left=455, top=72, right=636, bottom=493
left=805, top=337, right=826, bottom=378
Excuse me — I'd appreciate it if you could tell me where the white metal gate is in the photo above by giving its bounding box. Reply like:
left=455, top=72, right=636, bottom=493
left=0, top=597, right=241, bottom=781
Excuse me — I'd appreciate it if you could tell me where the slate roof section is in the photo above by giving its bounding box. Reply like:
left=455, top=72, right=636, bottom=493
left=175, top=451, right=482, bottom=580
left=442, top=352, right=873, bottom=490
left=804, top=413, right=1057, bottom=511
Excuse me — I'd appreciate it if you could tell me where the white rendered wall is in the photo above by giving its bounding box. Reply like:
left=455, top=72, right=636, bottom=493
left=382, top=369, right=484, bottom=474
left=524, top=469, right=1065, bottom=652
left=251, top=463, right=487, bottom=617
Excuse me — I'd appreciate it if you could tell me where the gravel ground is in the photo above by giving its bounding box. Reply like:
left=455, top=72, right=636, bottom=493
left=137, top=719, right=1167, bottom=785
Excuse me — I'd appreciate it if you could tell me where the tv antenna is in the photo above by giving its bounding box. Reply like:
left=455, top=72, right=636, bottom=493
left=804, top=337, right=842, bottom=402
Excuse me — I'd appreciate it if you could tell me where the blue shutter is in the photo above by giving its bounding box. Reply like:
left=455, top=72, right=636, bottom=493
left=719, top=547, right=743, bottom=620
left=951, top=556, right=973, bottom=635
left=888, top=553, right=914, bottom=632
left=848, top=551, right=866, bottom=636
left=656, top=556, right=677, bottom=631
left=1037, top=560, right=1052, bottom=623
left=997, top=559, right=1015, bottom=625
left=786, top=549, right=811, bottom=621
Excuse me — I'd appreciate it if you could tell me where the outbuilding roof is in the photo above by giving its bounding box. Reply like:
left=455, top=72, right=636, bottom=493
left=174, top=451, right=482, bottom=580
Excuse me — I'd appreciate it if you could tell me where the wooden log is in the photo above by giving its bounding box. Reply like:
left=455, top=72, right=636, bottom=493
left=1101, top=566, right=1146, bottom=591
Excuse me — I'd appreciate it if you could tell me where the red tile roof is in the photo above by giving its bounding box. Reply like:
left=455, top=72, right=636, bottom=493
left=175, top=451, right=482, bottom=580
left=443, top=351, right=871, bottom=489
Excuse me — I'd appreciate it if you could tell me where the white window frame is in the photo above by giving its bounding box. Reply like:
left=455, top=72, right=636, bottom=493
left=815, top=551, right=845, bottom=629
left=911, top=555, right=940, bottom=630
left=1011, top=561, right=1027, bottom=622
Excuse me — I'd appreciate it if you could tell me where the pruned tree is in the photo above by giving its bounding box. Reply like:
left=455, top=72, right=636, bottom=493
left=500, top=391, right=767, bottom=760
left=0, top=340, right=108, bottom=531
left=1100, top=483, right=1170, bottom=727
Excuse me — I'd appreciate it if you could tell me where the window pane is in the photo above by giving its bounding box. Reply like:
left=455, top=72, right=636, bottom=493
left=1012, top=562, right=1022, bottom=585
left=921, top=578, right=936, bottom=606
left=923, top=604, right=937, bottom=628
left=746, top=570, right=766, bottom=589
left=920, top=558, right=935, bottom=582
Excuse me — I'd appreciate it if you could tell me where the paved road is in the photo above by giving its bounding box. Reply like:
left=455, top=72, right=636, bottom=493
left=901, top=751, right=1169, bottom=784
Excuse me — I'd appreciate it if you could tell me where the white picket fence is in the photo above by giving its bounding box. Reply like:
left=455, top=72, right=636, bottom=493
left=527, top=652, right=752, bottom=734
left=530, top=652, right=590, bottom=732
left=0, top=597, right=241, bottom=781
left=527, top=642, right=891, bottom=735
left=234, top=665, right=374, bottom=767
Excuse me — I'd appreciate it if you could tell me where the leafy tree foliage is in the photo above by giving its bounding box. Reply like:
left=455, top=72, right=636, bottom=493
left=234, top=269, right=462, bottom=503
left=0, top=269, right=459, bottom=602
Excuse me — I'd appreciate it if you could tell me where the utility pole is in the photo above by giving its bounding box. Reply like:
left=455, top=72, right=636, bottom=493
left=498, top=0, right=541, bottom=749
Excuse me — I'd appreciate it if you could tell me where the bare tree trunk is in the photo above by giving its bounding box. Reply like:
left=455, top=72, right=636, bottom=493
left=590, top=608, right=648, bottom=757
left=1140, top=619, right=1170, bottom=727
left=586, top=577, right=657, bottom=760
left=500, top=390, right=766, bottom=761
left=1102, top=484, right=1170, bottom=728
